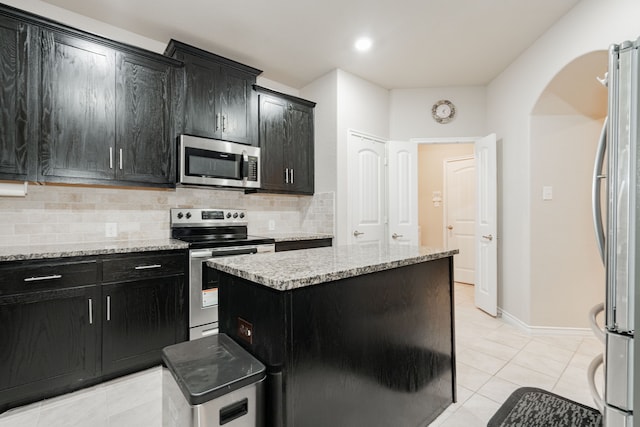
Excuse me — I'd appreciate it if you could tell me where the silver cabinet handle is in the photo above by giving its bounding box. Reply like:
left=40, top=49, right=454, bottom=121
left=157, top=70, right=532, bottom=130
left=216, top=113, right=221, bottom=131
left=109, top=147, right=113, bottom=169
left=482, top=234, right=494, bottom=241
left=106, top=296, right=111, bottom=321
left=291, top=168, right=294, bottom=184
left=88, top=299, right=93, bottom=325
left=222, top=115, right=226, bottom=132
left=353, top=230, right=364, bottom=237
left=119, top=148, right=123, bottom=170
left=285, top=168, right=289, bottom=184
left=24, top=274, right=62, bottom=282
left=392, top=233, right=403, bottom=239
left=134, top=264, right=162, bottom=270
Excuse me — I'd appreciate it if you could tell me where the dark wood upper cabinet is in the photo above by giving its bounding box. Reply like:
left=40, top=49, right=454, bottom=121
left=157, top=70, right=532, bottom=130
left=0, top=3, right=182, bottom=188
left=38, top=27, right=181, bottom=187
left=115, top=51, right=179, bottom=185
left=254, top=86, right=315, bottom=195
left=165, top=40, right=261, bottom=146
left=0, top=14, right=38, bottom=181
left=39, top=30, right=116, bottom=182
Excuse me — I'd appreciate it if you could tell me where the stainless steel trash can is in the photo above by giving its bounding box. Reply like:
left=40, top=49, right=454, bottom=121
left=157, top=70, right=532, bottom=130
left=162, top=333, right=266, bottom=427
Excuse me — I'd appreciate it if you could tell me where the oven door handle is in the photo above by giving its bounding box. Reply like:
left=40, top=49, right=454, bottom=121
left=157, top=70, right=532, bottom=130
left=211, top=248, right=258, bottom=257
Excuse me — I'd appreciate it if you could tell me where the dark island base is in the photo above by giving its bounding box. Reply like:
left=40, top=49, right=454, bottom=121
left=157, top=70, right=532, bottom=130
left=218, top=256, right=456, bottom=427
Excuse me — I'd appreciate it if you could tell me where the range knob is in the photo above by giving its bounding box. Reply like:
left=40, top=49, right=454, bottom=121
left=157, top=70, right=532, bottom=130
left=226, top=212, right=232, bottom=219
left=185, top=212, right=192, bottom=219
left=239, top=212, right=245, bottom=219
left=233, top=212, right=239, bottom=219
left=177, top=212, right=183, bottom=219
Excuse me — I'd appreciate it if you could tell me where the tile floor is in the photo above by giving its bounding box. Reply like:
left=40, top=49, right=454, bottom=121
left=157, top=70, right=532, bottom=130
left=0, top=283, right=604, bottom=427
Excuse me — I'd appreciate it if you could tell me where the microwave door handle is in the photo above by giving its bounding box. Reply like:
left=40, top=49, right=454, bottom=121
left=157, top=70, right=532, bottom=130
left=242, top=151, right=249, bottom=179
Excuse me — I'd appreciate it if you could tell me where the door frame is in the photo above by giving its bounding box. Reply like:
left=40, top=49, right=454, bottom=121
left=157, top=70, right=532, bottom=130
left=412, top=135, right=498, bottom=315
left=442, top=154, right=476, bottom=253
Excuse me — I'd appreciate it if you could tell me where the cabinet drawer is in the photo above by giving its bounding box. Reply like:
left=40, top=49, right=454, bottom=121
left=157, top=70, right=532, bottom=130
left=102, top=252, right=184, bottom=282
left=0, top=259, right=98, bottom=295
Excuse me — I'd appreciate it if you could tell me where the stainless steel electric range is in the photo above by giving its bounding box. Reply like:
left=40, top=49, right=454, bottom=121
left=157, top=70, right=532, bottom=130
left=170, top=208, right=275, bottom=340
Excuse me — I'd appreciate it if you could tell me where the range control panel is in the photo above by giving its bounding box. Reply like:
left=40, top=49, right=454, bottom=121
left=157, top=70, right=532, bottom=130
left=170, top=208, right=247, bottom=227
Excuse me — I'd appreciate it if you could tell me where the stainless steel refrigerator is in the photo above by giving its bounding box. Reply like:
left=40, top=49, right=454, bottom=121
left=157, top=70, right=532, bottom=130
left=590, top=38, right=640, bottom=427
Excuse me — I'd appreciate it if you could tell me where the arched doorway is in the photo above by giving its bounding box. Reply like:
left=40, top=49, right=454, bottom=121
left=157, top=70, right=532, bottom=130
left=528, top=51, right=607, bottom=328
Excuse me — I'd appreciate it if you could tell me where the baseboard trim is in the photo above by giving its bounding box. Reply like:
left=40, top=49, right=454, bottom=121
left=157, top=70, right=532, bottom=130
left=498, top=308, right=593, bottom=336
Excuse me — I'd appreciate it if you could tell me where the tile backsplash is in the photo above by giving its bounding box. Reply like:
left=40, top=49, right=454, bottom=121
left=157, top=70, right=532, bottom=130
left=0, top=184, right=334, bottom=246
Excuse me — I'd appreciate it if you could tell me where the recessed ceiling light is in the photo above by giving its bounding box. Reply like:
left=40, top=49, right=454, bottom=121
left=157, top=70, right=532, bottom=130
left=354, top=37, right=373, bottom=52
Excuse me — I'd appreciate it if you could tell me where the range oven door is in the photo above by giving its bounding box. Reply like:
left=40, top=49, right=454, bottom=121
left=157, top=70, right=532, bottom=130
left=188, top=245, right=273, bottom=341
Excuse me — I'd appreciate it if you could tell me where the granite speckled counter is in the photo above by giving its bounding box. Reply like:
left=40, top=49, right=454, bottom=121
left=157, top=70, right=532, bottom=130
left=0, top=238, right=188, bottom=261
left=207, top=244, right=457, bottom=291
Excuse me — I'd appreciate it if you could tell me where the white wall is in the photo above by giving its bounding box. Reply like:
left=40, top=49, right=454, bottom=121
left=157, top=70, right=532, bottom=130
left=302, top=69, right=390, bottom=245
left=487, top=0, right=640, bottom=326
left=390, top=86, right=487, bottom=140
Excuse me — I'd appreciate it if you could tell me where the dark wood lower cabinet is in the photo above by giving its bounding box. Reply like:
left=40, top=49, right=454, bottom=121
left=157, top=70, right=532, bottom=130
left=0, top=250, right=186, bottom=413
left=0, top=284, right=99, bottom=411
left=218, top=257, right=456, bottom=427
left=102, top=277, right=179, bottom=376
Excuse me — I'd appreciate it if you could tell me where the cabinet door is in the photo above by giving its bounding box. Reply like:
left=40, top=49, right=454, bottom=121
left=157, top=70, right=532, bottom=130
left=258, top=94, right=287, bottom=191
left=39, top=30, right=116, bottom=182
left=115, top=52, right=175, bottom=185
left=0, top=285, right=99, bottom=407
left=219, top=67, right=257, bottom=145
left=287, top=102, right=314, bottom=194
left=102, top=276, right=178, bottom=375
left=0, top=16, right=37, bottom=181
left=183, top=55, right=219, bottom=139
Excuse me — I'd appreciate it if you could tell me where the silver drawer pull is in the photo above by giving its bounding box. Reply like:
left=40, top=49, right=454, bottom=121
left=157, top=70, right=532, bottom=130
left=134, top=264, right=162, bottom=270
left=24, top=274, right=62, bottom=282
left=88, top=299, right=93, bottom=325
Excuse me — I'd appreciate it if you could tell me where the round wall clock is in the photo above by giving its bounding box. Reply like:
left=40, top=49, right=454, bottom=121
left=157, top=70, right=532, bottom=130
left=432, top=100, right=456, bottom=124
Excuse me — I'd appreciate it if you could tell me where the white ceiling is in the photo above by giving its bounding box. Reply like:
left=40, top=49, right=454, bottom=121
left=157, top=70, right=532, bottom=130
left=41, top=0, right=580, bottom=90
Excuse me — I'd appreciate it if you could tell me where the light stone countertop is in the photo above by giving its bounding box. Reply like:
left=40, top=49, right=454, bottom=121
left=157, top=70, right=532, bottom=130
left=0, top=239, right=189, bottom=261
left=207, top=244, right=458, bottom=291
left=261, top=232, right=333, bottom=242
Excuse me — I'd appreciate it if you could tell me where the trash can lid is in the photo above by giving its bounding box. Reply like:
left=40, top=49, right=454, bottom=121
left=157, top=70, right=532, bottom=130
left=162, top=333, right=266, bottom=405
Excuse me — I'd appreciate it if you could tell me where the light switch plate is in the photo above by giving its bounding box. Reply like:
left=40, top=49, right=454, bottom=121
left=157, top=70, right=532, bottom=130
left=268, top=219, right=275, bottom=231
left=542, top=186, right=553, bottom=201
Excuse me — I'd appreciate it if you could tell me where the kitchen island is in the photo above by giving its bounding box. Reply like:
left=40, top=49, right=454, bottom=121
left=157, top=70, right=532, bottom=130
left=207, top=244, right=458, bottom=427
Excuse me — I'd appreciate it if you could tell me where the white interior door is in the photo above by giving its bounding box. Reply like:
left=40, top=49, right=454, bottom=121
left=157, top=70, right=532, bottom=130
left=474, top=133, right=498, bottom=316
left=388, top=141, right=418, bottom=246
left=444, top=156, right=476, bottom=284
left=348, top=133, right=387, bottom=246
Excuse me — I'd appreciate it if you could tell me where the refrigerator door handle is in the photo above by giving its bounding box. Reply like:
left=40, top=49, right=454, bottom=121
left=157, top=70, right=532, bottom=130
left=592, top=116, right=608, bottom=264
left=587, top=353, right=604, bottom=414
left=589, top=302, right=606, bottom=344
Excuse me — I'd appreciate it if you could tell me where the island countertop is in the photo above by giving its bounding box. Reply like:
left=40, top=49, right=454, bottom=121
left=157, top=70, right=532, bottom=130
left=207, top=244, right=458, bottom=291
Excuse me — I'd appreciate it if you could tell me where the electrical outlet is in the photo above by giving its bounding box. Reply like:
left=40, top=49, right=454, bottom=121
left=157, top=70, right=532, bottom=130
left=268, top=219, right=275, bottom=231
left=237, top=317, right=253, bottom=344
left=105, top=223, right=118, bottom=238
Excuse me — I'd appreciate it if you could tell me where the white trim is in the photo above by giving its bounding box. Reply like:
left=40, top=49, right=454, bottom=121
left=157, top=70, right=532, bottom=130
left=348, top=129, right=388, bottom=144
left=411, top=136, right=482, bottom=144
left=499, top=308, right=594, bottom=337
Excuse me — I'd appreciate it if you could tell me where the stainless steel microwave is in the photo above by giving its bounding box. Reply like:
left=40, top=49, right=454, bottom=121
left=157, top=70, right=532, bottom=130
left=178, top=135, right=260, bottom=189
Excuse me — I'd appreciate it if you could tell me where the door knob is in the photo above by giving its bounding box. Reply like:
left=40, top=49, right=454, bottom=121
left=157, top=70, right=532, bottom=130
left=482, top=234, right=493, bottom=241
left=447, top=225, right=453, bottom=230
left=353, top=230, right=364, bottom=237
left=392, top=233, right=403, bottom=239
